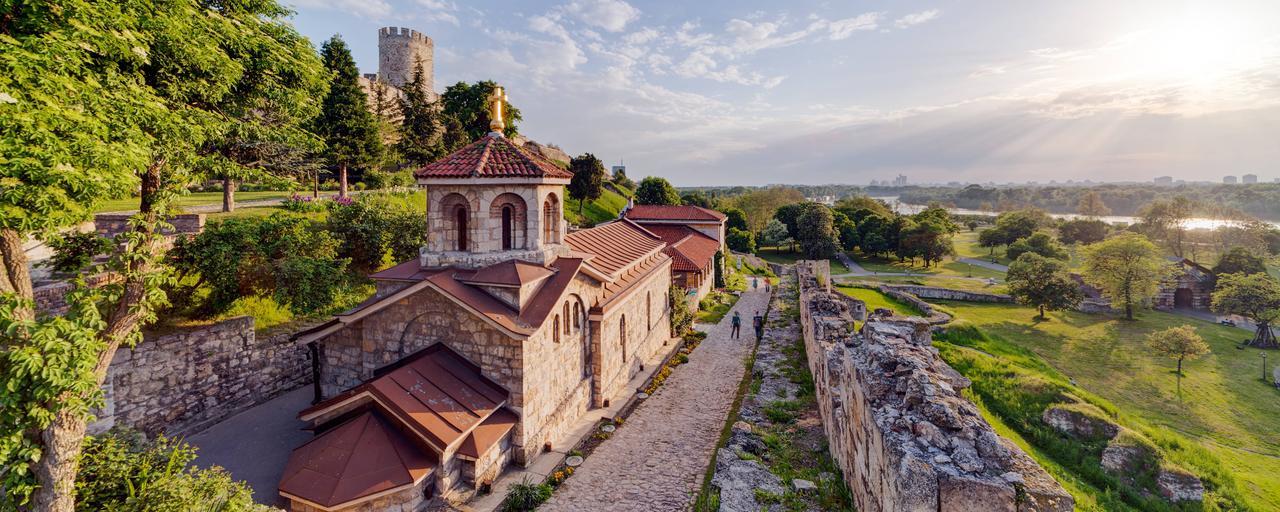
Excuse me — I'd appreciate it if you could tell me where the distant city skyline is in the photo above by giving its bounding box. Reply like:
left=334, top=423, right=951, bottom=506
left=287, top=0, right=1280, bottom=186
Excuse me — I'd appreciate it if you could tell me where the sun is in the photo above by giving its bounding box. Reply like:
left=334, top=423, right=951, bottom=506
left=1110, top=12, right=1262, bottom=90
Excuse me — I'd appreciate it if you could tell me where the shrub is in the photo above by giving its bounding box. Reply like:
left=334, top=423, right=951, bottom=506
left=280, top=193, right=327, bottom=213
left=42, top=231, right=112, bottom=274
left=499, top=477, right=552, bottom=512
left=326, top=192, right=426, bottom=271
left=363, top=169, right=416, bottom=189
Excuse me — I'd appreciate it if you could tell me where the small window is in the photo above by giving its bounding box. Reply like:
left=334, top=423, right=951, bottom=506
left=573, top=302, right=582, bottom=330
left=563, top=303, right=571, bottom=334
left=554, top=315, right=561, bottom=343
left=620, top=315, right=627, bottom=362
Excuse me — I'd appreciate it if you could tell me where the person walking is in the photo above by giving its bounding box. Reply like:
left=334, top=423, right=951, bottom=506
left=730, top=311, right=742, bottom=339
left=753, top=277, right=759, bottom=291
left=752, top=311, right=764, bottom=341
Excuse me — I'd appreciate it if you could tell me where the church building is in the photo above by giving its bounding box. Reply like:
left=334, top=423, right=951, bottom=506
left=278, top=90, right=677, bottom=511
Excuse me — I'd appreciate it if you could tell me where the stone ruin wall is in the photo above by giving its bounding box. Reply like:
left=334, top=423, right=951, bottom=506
left=796, top=260, right=1073, bottom=512
left=91, top=316, right=313, bottom=437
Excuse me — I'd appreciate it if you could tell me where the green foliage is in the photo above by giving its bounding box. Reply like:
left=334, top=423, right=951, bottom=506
left=669, top=284, right=693, bottom=335
left=77, top=429, right=267, bottom=512
left=1059, top=219, right=1110, bottom=245
left=316, top=36, right=383, bottom=173
left=568, top=153, right=606, bottom=217
left=1211, top=247, right=1267, bottom=277
left=635, top=176, right=681, bottom=205
left=363, top=169, right=416, bottom=189
left=440, top=80, right=521, bottom=141
left=796, top=205, right=840, bottom=259
left=1210, top=272, right=1280, bottom=348
left=834, top=195, right=893, bottom=219
left=325, top=193, right=426, bottom=272
left=1007, top=253, right=1083, bottom=318
left=396, top=61, right=447, bottom=166
left=759, top=219, right=790, bottom=248
left=611, top=168, right=636, bottom=191
left=42, top=231, right=113, bottom=274
left=726, top=227, right=756, bottom=254
left=1146, top=325, right=1210, bottom=374
left=897, top=215, right=956, bottom=266
left=1007, top=232, right=1069, bottom=261
left=721, top=207, right=749, bottom=231
left=280, top=193, right=328, bottom=213
left=500, top=477, right=552, bottom=512
left=729, top=187, right=806, bottom=232
left=681, top=191, right=714, bottom=208
left=1081, top=233, right=1169, bottom=319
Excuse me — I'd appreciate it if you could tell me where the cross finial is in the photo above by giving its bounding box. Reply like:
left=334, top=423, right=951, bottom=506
left=488, top=86, right=507, bottom=136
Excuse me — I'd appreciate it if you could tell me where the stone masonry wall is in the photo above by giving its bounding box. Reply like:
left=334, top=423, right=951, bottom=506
left=92, top=316, right=312, bottom=437
left=881, top=284, right=1013, bottom=304
left=797, top=261, right=1073, bottom=512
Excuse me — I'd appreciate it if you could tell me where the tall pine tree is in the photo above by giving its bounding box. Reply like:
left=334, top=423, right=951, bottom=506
left=316, top=36, right=382, bottom=197
left=396, top=60, right=444, bottom=166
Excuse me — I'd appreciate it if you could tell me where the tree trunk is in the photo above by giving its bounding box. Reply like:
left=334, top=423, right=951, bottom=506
left=1249, top=322, right=1278, bottom=349
left=1177, top=357, right=1184, bottom=375
left=1038, top=305, right=1045, bottom=319
left=0, top=228, right=35, bottom=321
left=222, top=177, right=236, bottom=212
left=339, top=165, right=348, bottom=198
left=313, top=171, right=320, bottom=198
left=30, top=161, right=165, bottom=512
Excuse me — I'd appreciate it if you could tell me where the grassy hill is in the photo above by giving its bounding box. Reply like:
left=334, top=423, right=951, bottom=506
left=564, top=185, right=631, bottom=227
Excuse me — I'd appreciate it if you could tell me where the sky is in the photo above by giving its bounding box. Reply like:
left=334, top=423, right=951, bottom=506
left=286, top=0, right=1280, bottom=186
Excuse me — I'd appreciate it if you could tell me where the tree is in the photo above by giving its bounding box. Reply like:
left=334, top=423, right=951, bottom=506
left=612, top=168, right=636, bottom=191
left=796, top=206, right=839, bottom=259
left=1211, top=272, right=1280, bottom=349
left=966, top=220, right=980, bottom=232
left=567, top=153, right=606, bottom=216
left=680, top=191, right=713, bottom=208
left=834, top=195, right=893, bottom=219
left=1076, top=191, right=1112, bottom=217
left=636, top=176, right=680, bottom=205
left=978, top=227, right=1008, bottom=255
left=774, top=202, right=820, bottom=241
left=1007, top=232, right=1069, bottom=261
left=316, top=36, right=383, bottom=197
left=728, top=187, right=805, bottom=232
left=396, top=61, right=446, bottom=167
left=721, top=207, right=749, bottom=232
left=727, top=228, right=756, bottom=254
left=439, top=80, right=521, bottom=141
left=1007, top=253, right=1083, bottom=319
left=1059, top=219, right=1109, bottom=245
left=760, top=219, right=790, bottom=249
left=1081, top=233, right=1170, bottom=320
left=898, top=218, right=955, bottom=267
left=1146, top=325, right=1210, bottom=377
left=1140, top=196, right=1195, bottom=257
left=2, top=1, right=319, bottom=508
left=833, top=210, right=859, bottom=252
left=856, top=214, right=894, bottom=256
left=1212, top=247, right=1267, bottom=277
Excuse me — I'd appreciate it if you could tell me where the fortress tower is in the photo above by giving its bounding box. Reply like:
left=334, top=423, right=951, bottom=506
left=378, top=27, right=433, bottom=95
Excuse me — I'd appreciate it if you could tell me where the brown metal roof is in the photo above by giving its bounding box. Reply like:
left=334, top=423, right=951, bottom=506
left=624, top=204, right=727, bottom=222
left=456, top=408, right=518, bottom=459
left=656, top=228, right=720, bottom=273
left=459, top=260, right=554, bottom=287
left=415, top=134, right=573, bottom=179
left=279, top=411, right=436, bottom=509
left=565, top=220, right=665, bottom=278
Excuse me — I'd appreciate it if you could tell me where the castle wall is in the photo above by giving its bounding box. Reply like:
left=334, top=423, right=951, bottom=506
left=378, top=27, right=433, bottom=95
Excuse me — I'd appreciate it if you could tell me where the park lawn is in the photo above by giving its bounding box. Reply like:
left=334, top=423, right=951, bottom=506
left=92, top=190, right=298, bottom=213
left=852, top=252, right=1006, bottom=281
left=564, top=187, right=630, bottom=226
left=834, top=286, right=922, bottom=317
left=838, top=275, right=1008, bottom=294
left=758, top=247, right=852, bottom=273
left=953, top=229, right=1013, bottom=265
left=935, top=300, right=1280, bottom=510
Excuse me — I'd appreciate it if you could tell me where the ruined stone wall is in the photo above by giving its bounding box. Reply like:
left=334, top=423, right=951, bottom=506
left=92, top=316, right=312, bottom=437
left=796, top=261, right=1073, bottom=512
left=882, top=284, right=1013, bottom=304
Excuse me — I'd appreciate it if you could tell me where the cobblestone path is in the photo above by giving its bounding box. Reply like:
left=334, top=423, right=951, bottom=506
left=540, top=288, right=772, bottom=512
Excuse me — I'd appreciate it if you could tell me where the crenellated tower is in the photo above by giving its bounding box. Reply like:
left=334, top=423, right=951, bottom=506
left=378, top=27, right=433, bottom=95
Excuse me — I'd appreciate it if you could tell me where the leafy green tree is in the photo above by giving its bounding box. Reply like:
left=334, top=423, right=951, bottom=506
left=1211, top=272, right=1280, bottom=349
left=773, top=202, right=814, bottom=240
left=898, top=218, right=954, bottom=267
left=796, top=206, right=839, bottom=259
left=612, top=168, right=636, bottom=191
left=834, top=195, right=893, bottom=219
left=1146, top=325, right=1210, bottom=376
left=680, top=191, right=713, bottom=208
left=1007, top=253, right=1083, bottom=318
left=41, top=232, right=113, bottom=274
left=1076, top=190, right=1112, bottom=217
left=728, top=187, right=805, bottom=232
left=1081, top=233, right=1170, bottom=320
left=1, top=1, right=321, bottom=508
left=978, top=227, right=1008, bottom=254
left=760, top=219, right=790, bottom=249
left=1007, top=232, right=1069, bottom=261
left=1212, top=247, right=1267, bottom=277
left=439, top=80, right=521, bottom=141
left=965, top=220, right=980, bottom=232
left=1140, top=196, right=1195, bottom=257
left=325, top=193, right=426, bottom=272
left=833, top=210, right=859, bottom=252
left=567, top=153, right=606, bottom=217
left=721, top=207, right=749, bottom=232
left=636, top=176, right=681, bottom=205
left=396, top=61, right=445, bottom=167
left=1058, top=219, right=1109, bottom=245
left=727, top=228, right=757, bottom=254
left=316, top=36, right=383, bottom=197
left=668, top=285, right=693, bottom=335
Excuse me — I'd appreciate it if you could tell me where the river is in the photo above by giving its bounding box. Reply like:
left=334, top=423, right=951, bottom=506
left=875, top=197, right=1280, bottom=230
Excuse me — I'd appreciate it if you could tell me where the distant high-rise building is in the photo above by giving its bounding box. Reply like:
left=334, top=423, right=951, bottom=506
left=1223, top=175, right=1238, bottom=184
left=893, top=174, right=908, bottom=187
left=611, top=164, right=625, bottom=179
left=1154, top=176, right=1173, bottom=185
left=1242, top=174, right=1258, bottom=184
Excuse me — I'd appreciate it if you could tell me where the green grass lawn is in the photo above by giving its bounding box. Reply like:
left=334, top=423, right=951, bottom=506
left=564, top=187, right=630, bottom=226
left=835, top=286, right=923, bottom=317
left=934, top=300, right=1280, bottom=510
left=92, top=190, right=300, bottom=213
left=757, top=247, right=852, bottom=274
left=851, top=251, right=1006, bottom=281
left=839, top=275, right=1009, bottom=294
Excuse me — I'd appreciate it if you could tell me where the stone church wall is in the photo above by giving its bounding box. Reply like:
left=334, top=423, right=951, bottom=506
left=591, top=261, right=676, bottom=408
left=91, top=316, right=312, bottom=437
left=796, top=261, right=1073, bottom=512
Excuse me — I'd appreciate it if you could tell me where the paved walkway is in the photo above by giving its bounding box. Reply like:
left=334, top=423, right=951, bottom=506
left=957, top=257, right=1009, bottom=272
left=540, top=288, right=771, bottom=512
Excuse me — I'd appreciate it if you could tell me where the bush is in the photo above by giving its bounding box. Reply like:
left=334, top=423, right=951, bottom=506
left=363, top=169, right=416, bottom=189
left=326, top=192, right=427, bottom=271
left=668, top=284, right=693, bottom=335
left=77, top=429, right=268, bottom=512
left=280, top=193, right=327, bottom=213
left=726, top=227, right=756, bottom=253
left=499, top=477, right=552, bottom=512
left=42, top=231, right=112, bottom=274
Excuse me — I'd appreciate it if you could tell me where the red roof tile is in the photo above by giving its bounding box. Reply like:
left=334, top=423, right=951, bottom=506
left=564, top=220, right=666, bottom=279
left=415, top=134, right=573, bottom=180
left=624, top=204, right=726, bottom=222
left=279, top=411, right=436, bottom=509
left=655, top=228, right=720, bottom=273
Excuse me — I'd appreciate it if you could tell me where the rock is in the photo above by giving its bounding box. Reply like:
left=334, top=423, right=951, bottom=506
left=938, top=475, right=1016, bottom=512
left=913, top=420, right=948, bottom=449
left=712, top=448, right=786, bottom=512
left=1101, top=443, right=1153, bottom=475
left=1157, top=467, right=1204, bottom=502
left=792, top=479, right=817, bottom=492
left=1042, top=404, right=1120, bottom=440
left=731, top=421, right=753, bottom=434
left=1000, top=472, right=1023, bottom=485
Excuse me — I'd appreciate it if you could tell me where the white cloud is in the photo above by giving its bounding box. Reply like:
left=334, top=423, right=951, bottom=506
left=623, top=27, right=660, bottom=45
left=894, top=9, right=941, bottom=29
left=288, top=0, right=391, bottom=19
left=828, top=13, right=881, bottom=40
left=415, top=0, right=459, bottom=25
left=564, top=0, right=641, bottom=33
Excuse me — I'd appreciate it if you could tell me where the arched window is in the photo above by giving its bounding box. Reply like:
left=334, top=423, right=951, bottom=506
left=573, top=302, right=582, bottom=331
left=553, top=315, right=561, bottom=343
left=563, top=303, right=571, bottom=334
left=619, top=315, right=627, bottom=363
left=543, top=193, right=560, bottom=244
left=455, top=205, right=468, bottom=251
left=646, top=292, right=652, bottom=329
left=581, top=315, right=592, bottom=379
left=501, top=205, right=514, bottom=250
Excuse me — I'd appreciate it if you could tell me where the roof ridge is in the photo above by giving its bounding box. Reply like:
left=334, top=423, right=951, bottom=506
left=331, top=413, right=374, bottom=503
left=472, top=137, right=493, bottom=177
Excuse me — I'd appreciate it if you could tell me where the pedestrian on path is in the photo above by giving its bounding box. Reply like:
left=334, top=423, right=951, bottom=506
left=752, top=312, right=764, bottom=341
left=764, top=279, right=771, bottom=293
left=731, top=311, right=741, bottom=339
left=753, top=277, right=759, bottom=290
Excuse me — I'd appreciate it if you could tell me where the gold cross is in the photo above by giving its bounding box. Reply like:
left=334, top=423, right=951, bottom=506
left=489, top=87, right=507, bottom=133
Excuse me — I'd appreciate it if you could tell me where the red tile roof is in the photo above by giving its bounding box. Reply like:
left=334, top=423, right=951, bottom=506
left=624, top=204, right=727, bottom=222
left=459, top=260, right=554, bottom=287
left=300, top=344, right=509, bottom=451
left=415, top=134, right=573, bottom=179
left=645, top=226, right=719, bottom=273
left=279, top=411, right=436, bottom=509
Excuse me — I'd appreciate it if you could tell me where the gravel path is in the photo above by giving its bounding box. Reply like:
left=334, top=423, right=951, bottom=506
left=956, top=257, right=1009, bottom=272
left=540, top=288, right=772, bottom=512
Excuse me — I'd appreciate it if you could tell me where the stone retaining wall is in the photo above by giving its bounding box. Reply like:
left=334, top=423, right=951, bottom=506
left=881, top=284, right=1013, bottom=304
left=796, top=260, right=1073, bottom=512
left=90, top=316, right=312, bottom=437
left=94, top=213, right=206, bottom=237
left=876, top=285, right=952, bottom=325
left=32, top=273, right=116, bottom=316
